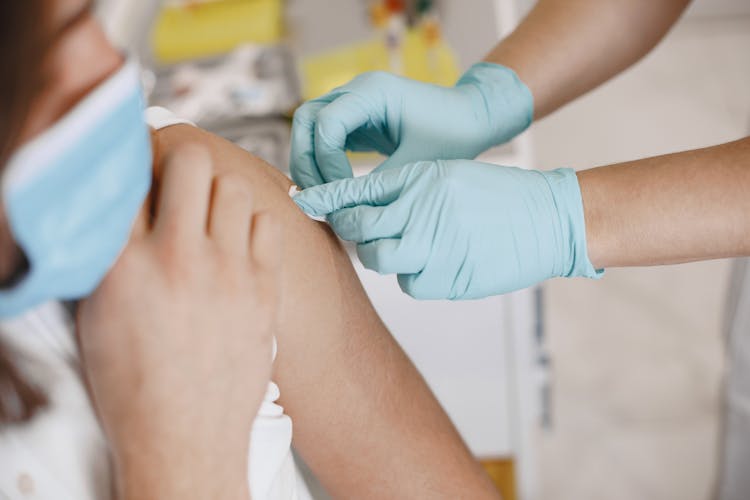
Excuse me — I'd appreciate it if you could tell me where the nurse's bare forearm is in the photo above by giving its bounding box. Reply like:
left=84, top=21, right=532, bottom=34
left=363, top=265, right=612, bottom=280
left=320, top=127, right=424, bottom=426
left=485, top=0, right=691, bottom=118
left=579, top=137, right=750, bottom=269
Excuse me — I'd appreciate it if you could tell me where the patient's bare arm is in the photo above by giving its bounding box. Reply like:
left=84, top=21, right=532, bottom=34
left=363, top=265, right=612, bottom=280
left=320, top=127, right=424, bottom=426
left=152, top=125, right=499, bottom=499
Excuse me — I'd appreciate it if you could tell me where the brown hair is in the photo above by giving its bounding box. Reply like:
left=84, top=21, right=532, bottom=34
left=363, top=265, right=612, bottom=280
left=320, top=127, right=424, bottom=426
left=0, top=0, right=52, bottom=423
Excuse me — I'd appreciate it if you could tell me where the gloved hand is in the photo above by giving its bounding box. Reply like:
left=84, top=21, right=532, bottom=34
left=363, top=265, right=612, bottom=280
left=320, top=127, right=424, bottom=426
left=293, top=160, right=602, bottom=300
left=290, top=62, right=533, bottom=189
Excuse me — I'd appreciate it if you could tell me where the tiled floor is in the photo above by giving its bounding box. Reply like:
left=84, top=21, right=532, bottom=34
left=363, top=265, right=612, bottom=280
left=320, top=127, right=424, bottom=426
left=531, top=14, right=750, bottom=500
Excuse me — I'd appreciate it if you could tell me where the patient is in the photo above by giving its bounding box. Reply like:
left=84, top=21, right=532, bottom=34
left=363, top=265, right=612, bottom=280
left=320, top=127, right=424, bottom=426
left=0, top=0, right=498, bottom=498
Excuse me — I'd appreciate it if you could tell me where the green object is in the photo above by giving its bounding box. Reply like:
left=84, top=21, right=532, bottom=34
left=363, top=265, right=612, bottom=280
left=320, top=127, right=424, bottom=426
left=416, top=0, right=434, bottom=15
left=294, top=160, right=602, bottom=300
left=290, top=62, right=533, bottom=189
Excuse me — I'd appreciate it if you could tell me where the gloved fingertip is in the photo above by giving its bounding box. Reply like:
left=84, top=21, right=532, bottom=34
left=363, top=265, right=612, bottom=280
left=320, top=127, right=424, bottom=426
left=290, top=171, right=316, bottom=191
left=357, top=244, right=387, bottom=274
left=397, top=274, right=418, bottom=298
left=291, top=196, right=308, bottom=211
left=293, top=188, right=338, bottom=218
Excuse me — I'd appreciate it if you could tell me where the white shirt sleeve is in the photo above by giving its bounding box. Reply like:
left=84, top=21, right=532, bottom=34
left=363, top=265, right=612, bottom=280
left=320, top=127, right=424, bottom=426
left=145, top=106, right=196, bottom=130
left=0, top=303, right=111, bottom=500
left=144, top=106, right=308, bottom=500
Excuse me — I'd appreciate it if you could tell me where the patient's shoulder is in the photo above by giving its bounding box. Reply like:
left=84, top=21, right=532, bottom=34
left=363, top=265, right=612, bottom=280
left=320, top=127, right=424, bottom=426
left=153, top=124, right=292, bottom=196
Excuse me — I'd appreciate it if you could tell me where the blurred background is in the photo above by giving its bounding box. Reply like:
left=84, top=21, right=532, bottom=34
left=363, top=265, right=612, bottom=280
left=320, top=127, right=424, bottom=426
left=96, top=1, right=750, bottom=498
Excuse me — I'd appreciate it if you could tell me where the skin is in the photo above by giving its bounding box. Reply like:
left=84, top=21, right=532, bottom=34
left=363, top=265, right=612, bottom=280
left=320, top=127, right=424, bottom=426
left=577, top=138, right=750, bottom=268
left=78, top=145, right=279, bottom=500
left=1, top=0, right=499, bottom=498
left=152, top=124, right=499, bottom=499
left=484, top=0, right=750, bottom=268
left=486, top=0, right=693, bottom=120
left=110, top=3, right=748, bottom=497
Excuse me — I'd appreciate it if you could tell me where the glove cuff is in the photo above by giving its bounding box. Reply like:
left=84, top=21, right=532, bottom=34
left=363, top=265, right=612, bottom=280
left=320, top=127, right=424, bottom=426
left=543, top=168, right=604, bottom=280
left=456, top=62, right=534, bottom=147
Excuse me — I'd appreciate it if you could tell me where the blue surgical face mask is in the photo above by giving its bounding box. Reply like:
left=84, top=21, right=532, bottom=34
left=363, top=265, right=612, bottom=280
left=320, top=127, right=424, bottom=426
left=0, top=58, right=152, bottom=319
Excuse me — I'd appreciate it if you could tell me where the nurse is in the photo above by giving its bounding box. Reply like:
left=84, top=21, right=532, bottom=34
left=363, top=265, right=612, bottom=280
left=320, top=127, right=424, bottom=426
left=291, top=0, right=750, bottom=497
left=291, top=0, right=750, bottom=300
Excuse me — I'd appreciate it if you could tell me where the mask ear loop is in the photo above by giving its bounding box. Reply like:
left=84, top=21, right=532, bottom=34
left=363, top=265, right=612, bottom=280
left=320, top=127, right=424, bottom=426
left=146, top=127, right=161, bottom=229
left=0, top=199, right=29, bottom=289
left=0, top=251, right=30, bottom=290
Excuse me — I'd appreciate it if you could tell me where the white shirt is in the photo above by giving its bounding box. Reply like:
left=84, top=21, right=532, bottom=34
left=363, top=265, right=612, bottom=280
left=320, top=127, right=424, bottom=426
left=0, top=108, right=308, bottom=500
left=0, top=302, right=110, bottom=500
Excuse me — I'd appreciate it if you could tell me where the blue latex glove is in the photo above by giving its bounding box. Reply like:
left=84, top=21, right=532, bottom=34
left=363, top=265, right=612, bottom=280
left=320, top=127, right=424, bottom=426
left=293, top=160, right=602, bottom=300
left=290, top=62, right=533, bottom=189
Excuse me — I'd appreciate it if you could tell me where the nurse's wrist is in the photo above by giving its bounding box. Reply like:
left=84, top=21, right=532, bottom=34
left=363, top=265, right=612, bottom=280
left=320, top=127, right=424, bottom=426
left=574, top=169, right=607, bottom=272
left=542, top=168, right=604, bottom=279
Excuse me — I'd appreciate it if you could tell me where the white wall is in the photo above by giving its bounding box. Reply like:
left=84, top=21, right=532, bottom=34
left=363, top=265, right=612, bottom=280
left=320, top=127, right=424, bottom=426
left=532, top=13, right=750, bottom=500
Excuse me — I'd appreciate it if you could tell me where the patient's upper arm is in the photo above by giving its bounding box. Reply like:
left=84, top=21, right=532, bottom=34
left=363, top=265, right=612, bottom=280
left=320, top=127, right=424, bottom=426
left=152, top=125, right=499, bottom=499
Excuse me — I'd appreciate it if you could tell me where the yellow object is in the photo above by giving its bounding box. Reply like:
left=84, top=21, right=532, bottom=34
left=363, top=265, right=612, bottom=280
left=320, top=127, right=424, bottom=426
left=370, top=3, right=390, bottom=28
left=152, top=0, right=283, bottom=64
left=300, top=26, right=461, bottom=101
left=421, top=18, right=441, bottom=47
left=480, top=457, right=517, bottom=500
